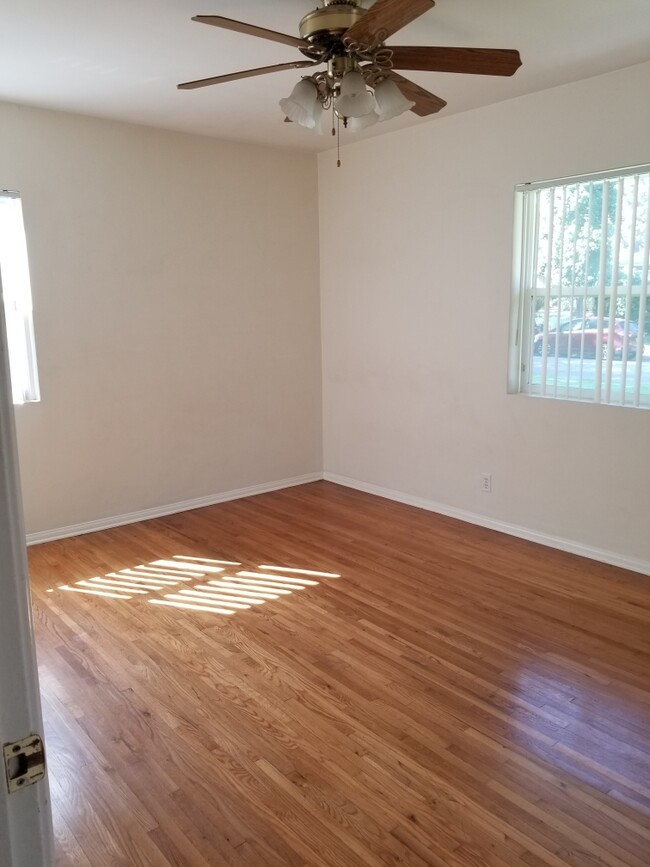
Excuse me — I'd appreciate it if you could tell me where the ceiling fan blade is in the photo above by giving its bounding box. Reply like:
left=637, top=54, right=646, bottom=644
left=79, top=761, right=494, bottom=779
left=389, top=46, right=522, bottom=76
left=178, top=61, right=316, bottom=90
left=192, top=15, right=306, bottom=50
left=345, top=0, right=434, bottom=47
left=389, top=72, right=446, bottom=116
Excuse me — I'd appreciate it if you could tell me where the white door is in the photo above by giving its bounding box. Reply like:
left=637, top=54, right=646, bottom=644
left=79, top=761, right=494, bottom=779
left=0, top=285, right=54, bottom=865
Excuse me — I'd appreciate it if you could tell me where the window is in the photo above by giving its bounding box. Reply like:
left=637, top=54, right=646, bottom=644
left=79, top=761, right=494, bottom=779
left=509, top=166, right=649, bottom=408
left=0, top=191, right=40, bottom=404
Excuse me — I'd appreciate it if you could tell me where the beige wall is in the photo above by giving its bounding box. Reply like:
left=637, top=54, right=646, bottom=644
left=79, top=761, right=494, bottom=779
left=1, top=103, right=322, bottom=535
left=3, top=64, right=649, bottom=570
left=319, top=62, right=650, bottom=572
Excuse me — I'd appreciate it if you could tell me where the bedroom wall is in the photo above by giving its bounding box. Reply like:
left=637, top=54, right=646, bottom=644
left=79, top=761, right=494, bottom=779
left=318, top=61, right=650, bottom=573
left=0, top=102, right=322, bottom=537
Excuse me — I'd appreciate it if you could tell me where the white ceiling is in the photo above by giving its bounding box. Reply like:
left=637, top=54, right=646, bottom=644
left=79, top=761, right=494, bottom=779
left=2, top=0, right=649, bottom=153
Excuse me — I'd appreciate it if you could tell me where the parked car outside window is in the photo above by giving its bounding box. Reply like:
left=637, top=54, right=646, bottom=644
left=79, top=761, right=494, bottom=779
left=533, top=317, right=641, bottom=359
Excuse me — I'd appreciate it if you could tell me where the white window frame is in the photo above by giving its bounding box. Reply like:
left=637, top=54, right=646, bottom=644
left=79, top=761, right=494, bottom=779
left=0, top=191, right=40, bottom=405
left=509, top=165, right=650, bottom=409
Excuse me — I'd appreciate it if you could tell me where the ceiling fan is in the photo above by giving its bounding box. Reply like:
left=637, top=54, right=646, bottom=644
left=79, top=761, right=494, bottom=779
left=178, top=0, right=522, bottom=135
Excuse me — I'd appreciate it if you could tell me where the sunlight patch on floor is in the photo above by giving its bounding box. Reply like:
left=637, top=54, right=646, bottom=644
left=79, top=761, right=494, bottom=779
left=258, top=565, right=341, bottom=578
left=107, top=572, right=182, bottom=586
left=60, top=585, right=131, bottom=599
left=176, top=588, right=251, bottom=608
left=192, top=584, right=266, bottom=604
left=207, top=580, right=281, bottom=599
left=221, top=577, right=293, bottom=595
left=151, top=559, right=225, bottom=574
left=51, top=556, right=340, bottom=618
left=130, top=566, right=199, bottom=578
left=149, top=599, right=236, bottom=615
left=237, top=570, right=319, bottom=586
left=174, top=555, right=242, bottom=566
left=76, top=578, right=148, bottom=595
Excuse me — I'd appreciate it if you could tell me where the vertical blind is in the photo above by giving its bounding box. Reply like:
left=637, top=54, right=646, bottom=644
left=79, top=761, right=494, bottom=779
left=0, top=192, right=40, bottom=404
left=513, top=166, right=650, bottom=409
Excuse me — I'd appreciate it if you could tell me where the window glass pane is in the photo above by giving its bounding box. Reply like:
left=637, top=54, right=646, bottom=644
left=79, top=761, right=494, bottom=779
left=0, top=193, right=40, bottom=405
left=511, top=167, right=649, bottom=408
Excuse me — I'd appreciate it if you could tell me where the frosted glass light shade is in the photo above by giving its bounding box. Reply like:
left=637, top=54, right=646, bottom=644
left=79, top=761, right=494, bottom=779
left=310, top=97, right=324, bottom=134
left=335, top=70, right=376, bottom=118
left=374, top=78, right=415, bottom=121
left=279, top=79, right=320, bottom=129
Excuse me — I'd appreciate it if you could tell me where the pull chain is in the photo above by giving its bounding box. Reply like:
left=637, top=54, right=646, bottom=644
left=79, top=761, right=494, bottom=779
left=337, top=111, right=341, bottom=168
left=330, top=105, right=342, bottom=168
left=331, top=105, right=342, bottom=167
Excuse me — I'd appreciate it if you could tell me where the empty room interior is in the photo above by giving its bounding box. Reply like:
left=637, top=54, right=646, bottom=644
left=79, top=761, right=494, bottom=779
left=1, top=1, right=649, bottom=865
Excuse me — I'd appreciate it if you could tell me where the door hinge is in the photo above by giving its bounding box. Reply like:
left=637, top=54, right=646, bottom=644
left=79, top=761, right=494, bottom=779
left=3, top=735, right=46, bottom=793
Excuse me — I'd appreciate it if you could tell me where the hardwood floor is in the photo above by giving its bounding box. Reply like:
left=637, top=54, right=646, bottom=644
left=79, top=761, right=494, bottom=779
left=27, top=481, right=650, bottom=866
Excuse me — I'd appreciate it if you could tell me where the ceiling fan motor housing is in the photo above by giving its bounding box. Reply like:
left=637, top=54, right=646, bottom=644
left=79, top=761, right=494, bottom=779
left=299, top=2, right=366, bottom=48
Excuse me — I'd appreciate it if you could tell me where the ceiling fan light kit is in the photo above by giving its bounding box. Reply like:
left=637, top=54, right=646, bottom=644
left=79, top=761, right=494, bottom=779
left=279, top=79, right=322, bottom=129
left=334, top=70, right=377, bottom=119
left=374, top=78, right=415, bottom=121
left=178, top=0, right=522, bottom=161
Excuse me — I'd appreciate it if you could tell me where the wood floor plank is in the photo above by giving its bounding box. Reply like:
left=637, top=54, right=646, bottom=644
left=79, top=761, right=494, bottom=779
left=27, top=481, right=650, bottom=866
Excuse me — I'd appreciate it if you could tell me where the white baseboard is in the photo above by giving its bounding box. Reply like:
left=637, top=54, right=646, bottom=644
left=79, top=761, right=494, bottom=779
left=324, top=472, right=650, bottom=577
left=26, top=472, right=323, bottom=546
left=26, top=470, right=650, bottom=577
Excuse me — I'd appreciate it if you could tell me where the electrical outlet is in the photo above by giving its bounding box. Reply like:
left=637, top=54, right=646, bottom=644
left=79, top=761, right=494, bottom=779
left=480, top=473, right=492, bottom=493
